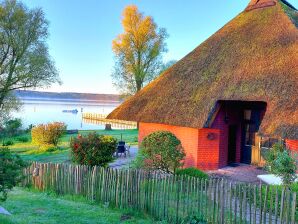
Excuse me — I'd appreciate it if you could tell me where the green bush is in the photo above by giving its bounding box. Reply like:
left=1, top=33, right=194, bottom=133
left=70, top=133, right=117, bottom=166
left=2, top=140, right=14, bottom=146
left=31, top=122, right=66, bottom=147
left=265, top=143, right=297, bottom=187
left=0, top=147, right=27, bottom=201
left=16, top=136, right=29, bottom=143
left=138, top=131, right=185, bottom=173
left=1, top=118, right=22, bottom=138
left=175, top=167, right=209, bottom=179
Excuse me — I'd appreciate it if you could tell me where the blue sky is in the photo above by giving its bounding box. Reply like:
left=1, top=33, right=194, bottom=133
left=22, top=0, right=298, bottom=94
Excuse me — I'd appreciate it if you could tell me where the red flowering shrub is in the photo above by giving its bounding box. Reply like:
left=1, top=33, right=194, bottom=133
left=70, top=132, right=117, bottom=166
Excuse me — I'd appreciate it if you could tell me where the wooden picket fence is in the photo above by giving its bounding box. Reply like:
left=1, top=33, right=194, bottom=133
left=23, top=162, right=297, bottom=224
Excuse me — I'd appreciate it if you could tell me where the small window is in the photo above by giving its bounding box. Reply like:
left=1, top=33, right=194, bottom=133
left=244, top=123, right=256, bottom=146
left=244, top=110, right=252, bottom=121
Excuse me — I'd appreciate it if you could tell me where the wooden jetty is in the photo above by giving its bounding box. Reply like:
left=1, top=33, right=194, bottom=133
left=82, top=113, right=137, bottom=129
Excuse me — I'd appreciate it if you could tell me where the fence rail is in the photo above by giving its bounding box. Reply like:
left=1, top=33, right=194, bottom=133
left=23, top=162, right=297, bottom=224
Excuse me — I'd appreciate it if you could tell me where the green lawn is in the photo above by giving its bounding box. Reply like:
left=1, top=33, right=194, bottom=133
left=5, top=129, right=138, bottom=163
left=0, top=188, right=158, bottom=224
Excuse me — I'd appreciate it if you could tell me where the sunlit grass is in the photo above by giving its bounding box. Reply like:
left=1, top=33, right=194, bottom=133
left=0, top=188, right=157, bottom=224
left=4, top=129, right=138, bottom=163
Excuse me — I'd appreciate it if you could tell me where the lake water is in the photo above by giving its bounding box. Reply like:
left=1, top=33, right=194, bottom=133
left=14, top=98, right=120, bottom=130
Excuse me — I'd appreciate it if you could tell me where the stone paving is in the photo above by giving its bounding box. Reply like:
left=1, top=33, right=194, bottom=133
left=109, top=148, right=267, bottom=184
left=207, top=163, right=267, bottom=184
left=109, top=146, right=138, bottom=169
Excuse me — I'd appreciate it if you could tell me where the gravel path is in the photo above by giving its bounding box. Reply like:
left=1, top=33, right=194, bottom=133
left=109, top=149, right=267, bottom=184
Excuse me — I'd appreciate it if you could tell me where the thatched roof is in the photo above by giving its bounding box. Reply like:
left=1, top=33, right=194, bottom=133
left=108, top=0, right=298, bottom=139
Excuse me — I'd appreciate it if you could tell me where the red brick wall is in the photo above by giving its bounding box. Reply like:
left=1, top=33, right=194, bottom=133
left=138, top=123, right=221, bottom=170
left=286, top=139, right=298, bottom=152
left=286, top=140, right=298, bottom=171
left=197, top=128, right=221, bottom=170
left=139, top=122, right=199, bottom=167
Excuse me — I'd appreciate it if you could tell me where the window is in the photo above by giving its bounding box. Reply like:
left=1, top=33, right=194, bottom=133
left=244, top=123, right=256, bottom=146
left=244, top=110, right=252, bottom=121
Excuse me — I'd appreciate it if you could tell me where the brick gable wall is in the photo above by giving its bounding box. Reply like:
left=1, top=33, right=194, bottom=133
left=138, top=122, right=221, bottom=170
left=138, top=122, right=199, bottom=167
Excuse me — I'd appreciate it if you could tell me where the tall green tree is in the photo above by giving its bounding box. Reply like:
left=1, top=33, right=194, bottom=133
left=112, top=5, right=168, bottom=96
left=0, top=0, right=60, bottom=118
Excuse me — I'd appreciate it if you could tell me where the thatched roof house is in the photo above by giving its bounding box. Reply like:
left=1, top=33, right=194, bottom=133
left=108, top=0, right=298, bottom=170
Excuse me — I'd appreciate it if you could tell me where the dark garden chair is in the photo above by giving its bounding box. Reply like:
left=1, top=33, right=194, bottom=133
left=116, top=141, right=130, bottom=157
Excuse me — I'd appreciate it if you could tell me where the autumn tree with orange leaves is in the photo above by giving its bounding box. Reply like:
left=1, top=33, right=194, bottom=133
left=112, top=5, right=168, bottom=96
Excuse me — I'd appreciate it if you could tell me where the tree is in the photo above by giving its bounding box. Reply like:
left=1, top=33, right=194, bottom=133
left=0, top=147, right=27, bottom=201
left=112, top=5, right=168, bottom=96
left=135, top=131, right=185, bottom=173
left=1, top=118, right=22, bottom=139
left=0, top=92, right=20, bottom=126
left=0, top=0, right=60, bottom=113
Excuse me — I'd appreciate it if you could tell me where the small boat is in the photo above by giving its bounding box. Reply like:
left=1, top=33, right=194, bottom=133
left=62, top=109, right=78, bottom=113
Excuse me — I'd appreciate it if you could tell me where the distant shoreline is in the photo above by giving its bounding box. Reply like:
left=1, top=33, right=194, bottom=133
left=14, top=90, right=122, bottom=103
left=20, top=98, right=121, bottom=107
left=20, top=97, right=121, bottom=103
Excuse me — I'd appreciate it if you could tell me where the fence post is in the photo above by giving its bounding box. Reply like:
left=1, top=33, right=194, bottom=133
left=291, top=192, right=296, bottom=224
left=175, top=175, right=180, bottom=224
left=229, top=182, right=233, bottom=223
left=220, top=179, right=225, bottom=224
left=280, top=188, right=285, bottom=223
left=263, top=186, right=269, bottom=224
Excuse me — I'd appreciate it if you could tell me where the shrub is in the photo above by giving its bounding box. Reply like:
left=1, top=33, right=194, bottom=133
left=2, top=140, right=14, bottom=146
left=265, top=143, right=297, bottom=187
left=17, top=136, right=29, bottom=143
left=70, top=133, right=117, bottom=166
left=0, top=147, right=27, bottom=201
left=138, top=131, right=185, bottom=173
left=175, top=167, right=209, bottom=179
left=31, top=122, right=66, bottom=147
